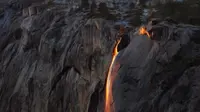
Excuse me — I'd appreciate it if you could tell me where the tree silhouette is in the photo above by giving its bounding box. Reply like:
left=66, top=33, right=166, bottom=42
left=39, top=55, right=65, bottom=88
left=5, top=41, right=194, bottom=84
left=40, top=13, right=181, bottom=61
left=81, top=0, right=89, bottom=9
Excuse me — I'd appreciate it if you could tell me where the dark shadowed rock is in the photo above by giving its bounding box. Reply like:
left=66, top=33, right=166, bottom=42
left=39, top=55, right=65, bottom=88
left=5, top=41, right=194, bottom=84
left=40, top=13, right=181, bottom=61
left=113, top=20, right=200, bottom=112
left=0, top=0, right=200, bottom=112
left=0, top=3, right=119, bottom=111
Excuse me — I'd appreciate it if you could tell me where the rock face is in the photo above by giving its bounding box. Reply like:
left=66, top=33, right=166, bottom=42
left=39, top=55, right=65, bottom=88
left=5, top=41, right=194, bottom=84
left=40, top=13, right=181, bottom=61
left=1, top=1, right=200, bottom=112
left=0, top=3, right=118, bottom=112
left=113, top=21, right=200, bottom=112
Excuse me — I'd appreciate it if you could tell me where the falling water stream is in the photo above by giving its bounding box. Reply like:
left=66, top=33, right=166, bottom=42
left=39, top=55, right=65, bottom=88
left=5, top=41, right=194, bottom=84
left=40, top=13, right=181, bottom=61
left=104, top=38, right=121, bottom=112
left=104, top=26, right=151, bottom=112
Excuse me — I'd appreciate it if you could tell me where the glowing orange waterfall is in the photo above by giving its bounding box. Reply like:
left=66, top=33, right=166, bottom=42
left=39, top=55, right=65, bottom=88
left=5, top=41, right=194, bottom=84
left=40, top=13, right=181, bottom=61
left=139, top=26, right=151, bottom=38
left=104, top=26, right=150, bottom=112
left=105, top=38, right=121, bottom=112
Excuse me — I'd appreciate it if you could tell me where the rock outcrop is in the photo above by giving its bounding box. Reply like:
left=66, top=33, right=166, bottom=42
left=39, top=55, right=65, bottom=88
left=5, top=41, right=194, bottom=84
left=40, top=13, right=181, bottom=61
left=0, top=3, right=118, bottom=112
left=0, top=0, right=200, bottom=112
left=113, top=20, right=200, bottom=112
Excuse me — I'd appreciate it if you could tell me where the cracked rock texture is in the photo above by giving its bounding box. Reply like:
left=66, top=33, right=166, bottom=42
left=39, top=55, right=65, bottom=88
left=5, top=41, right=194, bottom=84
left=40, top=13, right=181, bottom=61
left=0, top=2, right=119, bottom=112
left=0, top=0, right=200, bottom=112
left=113, top=21, right=200, bottom=112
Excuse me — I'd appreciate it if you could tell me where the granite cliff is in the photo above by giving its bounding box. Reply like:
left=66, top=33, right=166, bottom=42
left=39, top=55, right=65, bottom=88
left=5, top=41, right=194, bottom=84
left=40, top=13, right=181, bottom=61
left=0, top=0, right=200, bottom=112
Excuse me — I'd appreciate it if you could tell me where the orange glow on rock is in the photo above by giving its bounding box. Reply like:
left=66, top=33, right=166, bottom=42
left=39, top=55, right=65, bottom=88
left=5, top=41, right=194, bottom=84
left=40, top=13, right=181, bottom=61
left=105, top=38, right=121, bottom=112
left=139, top=26, right=151, bottom=38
